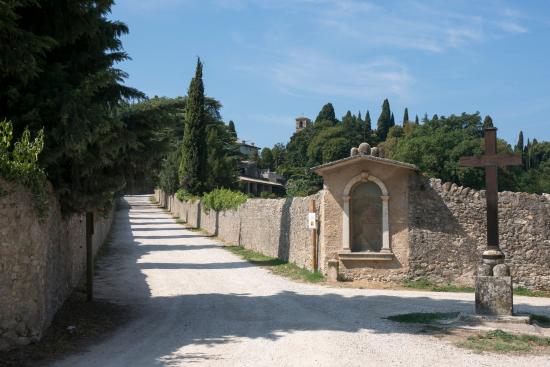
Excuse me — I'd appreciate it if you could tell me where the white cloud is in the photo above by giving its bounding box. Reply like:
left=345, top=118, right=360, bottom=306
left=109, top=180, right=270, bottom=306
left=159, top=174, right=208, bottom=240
left=498, top=21, right=528, bottom=34
left=244, top=50, right=412, bottom=101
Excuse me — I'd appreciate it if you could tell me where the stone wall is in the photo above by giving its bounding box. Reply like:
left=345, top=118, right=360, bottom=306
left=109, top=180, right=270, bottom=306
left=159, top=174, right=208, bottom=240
left=156, top=190, right=320, bottom=271
left=409, top=176, right=550, bottom=289
left=0, top=179, right=114, bottom=351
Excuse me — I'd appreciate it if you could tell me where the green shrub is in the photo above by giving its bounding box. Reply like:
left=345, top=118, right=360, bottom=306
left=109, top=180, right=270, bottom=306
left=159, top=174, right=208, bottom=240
left=0, top=120, right=48, bottom=217
left=260, top=191, right=277, bottom=199
left=201, top=188, right=248, bottom=212
left=175, top=188, right=199, bottom=202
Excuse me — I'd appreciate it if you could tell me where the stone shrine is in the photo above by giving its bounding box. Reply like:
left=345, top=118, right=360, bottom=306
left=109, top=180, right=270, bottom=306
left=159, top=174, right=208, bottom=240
left=312, top=143, right=418, bottom=280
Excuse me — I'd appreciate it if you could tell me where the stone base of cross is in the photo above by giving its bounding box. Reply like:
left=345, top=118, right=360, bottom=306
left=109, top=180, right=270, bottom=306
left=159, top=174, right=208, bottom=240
left=459, top=127, right=522, bottom=316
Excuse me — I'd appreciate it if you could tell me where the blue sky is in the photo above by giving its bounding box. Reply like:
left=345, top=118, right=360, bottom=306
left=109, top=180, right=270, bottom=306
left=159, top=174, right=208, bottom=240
left=111, top=0, right=550, bottom=149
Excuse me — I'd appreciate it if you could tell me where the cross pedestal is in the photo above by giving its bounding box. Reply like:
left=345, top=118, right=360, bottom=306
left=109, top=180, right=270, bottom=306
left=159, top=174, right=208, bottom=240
left=459, top=127, right=522, bottom=315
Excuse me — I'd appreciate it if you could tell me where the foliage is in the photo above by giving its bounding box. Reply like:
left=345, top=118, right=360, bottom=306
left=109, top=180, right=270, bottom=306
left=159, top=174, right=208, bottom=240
left=158, top=145, right=182, bottom=195
left=175, top=188, right=199, bottom=202
left=119, top=97, right=185, bottom=193
left=201, top=188, right=248, bottom=212
left=259, top=147, right=274, bottom=170
left=457, top=329, right=550, bottom=353
left=315, top=102, right=338, bottom=124
left=0, top=0, right=144, bottom=212
left=260, top=191, right=277, bottom=199
left=376, top=99, right=393, bottom=141
left=179, top=58, right=207, bottom=195
left=227, top=120, right=237, bottom=138
left=285, top=174, right=322, bottom=197
left=225, top=245, right=325, bottom=282
left=0, top=120, right=47, bottom=216
left=205, top=122, right=238, bottom=191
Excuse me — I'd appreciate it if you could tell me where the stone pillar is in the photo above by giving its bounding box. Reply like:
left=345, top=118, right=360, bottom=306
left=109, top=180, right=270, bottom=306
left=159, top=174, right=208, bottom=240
left=381, top=195, right=391, bottom=253
left=475, top=263, right=513, bottom=315
left=342, top=195, right=351, bottom=252
left=327, top=259, right=339, bottom=283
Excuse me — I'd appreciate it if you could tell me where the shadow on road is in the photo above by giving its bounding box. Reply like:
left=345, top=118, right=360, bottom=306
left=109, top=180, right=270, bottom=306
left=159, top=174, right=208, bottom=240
left=55, top=195, right=550, bottom=366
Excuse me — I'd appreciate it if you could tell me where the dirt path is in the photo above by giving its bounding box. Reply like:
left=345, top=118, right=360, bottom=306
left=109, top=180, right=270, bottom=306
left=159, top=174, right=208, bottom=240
left=49, top=195, right=550, bottom=367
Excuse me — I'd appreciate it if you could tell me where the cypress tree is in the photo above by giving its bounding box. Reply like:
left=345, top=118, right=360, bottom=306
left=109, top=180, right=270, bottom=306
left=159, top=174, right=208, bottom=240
left=365, top=111, right=372, bottom=131
left=377, top=99, right=392, bottom=140
left=422, top=113, right=429, bottom=123
left=390, top=112, right=395, bottom=127
left=364, top=110, right=372, bottom=140
left=228, top=120, right=237, bottom=138
left=483, top=115, right=494, bottom=129
left=180, top=58, right=207, bottom=195
left=403, top=108, right=409, bottom=124
left=415, top=115, right=419, bottom=125
left=342, top=110, right=354, bottom=128
left=515, top=131, right=524, bottom=153
left=315, top=102, right=338, bottom=124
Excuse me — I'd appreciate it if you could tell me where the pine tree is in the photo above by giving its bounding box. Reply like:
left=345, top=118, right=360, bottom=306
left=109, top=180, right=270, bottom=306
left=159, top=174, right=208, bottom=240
left=377, top=99, right=392, bottom=141
left=228, top=120, right=237, bottom=138
left=483, top=115, right=494, bottom=129
left=403, top=108, right=409, bottom=124
left=315, top=103, right=338, bottom=124
left=415, top=115, right=419, bottom=125
left=0, top=0, right=143, bottom=212
left=180, top=58, right=207, bottom=195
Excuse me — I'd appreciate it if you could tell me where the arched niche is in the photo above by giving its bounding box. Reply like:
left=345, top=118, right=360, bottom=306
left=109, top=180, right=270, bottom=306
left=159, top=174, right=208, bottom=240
left=342, top=171, right=391, bottom=254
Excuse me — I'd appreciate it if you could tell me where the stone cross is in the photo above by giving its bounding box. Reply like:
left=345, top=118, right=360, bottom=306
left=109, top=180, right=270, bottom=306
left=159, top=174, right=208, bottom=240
left=459, top=127, right=522, bottom=265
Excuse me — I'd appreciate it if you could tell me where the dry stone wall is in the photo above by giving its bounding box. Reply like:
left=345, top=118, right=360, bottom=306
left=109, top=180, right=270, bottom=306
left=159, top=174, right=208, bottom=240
left=0, top=179, right=113, bottom=351
left=409, top=176, right=550, bottom=289
left=156, top=190, right=320, bottom=271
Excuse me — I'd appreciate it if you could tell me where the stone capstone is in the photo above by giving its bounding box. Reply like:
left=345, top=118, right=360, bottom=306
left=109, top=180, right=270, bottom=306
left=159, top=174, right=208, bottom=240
left=493, top=264, right=510, bottom=277
left=358, top=143, right=371, bottom=155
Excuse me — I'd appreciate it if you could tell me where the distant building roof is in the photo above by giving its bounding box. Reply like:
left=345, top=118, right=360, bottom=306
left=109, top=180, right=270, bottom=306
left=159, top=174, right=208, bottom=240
left=238, top=176, right=284, bottom=187
left=236, top=139, right=260, bottom=150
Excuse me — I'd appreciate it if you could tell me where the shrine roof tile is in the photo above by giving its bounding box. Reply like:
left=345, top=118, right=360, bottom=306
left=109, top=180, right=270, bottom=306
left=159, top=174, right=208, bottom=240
left=311, top=155, right=418, bottom=174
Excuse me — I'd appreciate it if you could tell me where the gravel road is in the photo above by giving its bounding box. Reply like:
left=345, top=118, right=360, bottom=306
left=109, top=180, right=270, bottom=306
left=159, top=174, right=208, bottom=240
left=49, top=195, right=550, bottom=367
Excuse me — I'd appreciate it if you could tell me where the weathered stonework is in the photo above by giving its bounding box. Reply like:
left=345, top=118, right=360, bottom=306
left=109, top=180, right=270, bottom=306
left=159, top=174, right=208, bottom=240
left=475, top=276, right=514, bottom=315
left=409, top=176, right=550, bottom=290
left=0, top=179, right=113, bottom=351
left=157, top=175, right=550, bottom=291
left=157, top=190, right=321, bottom=271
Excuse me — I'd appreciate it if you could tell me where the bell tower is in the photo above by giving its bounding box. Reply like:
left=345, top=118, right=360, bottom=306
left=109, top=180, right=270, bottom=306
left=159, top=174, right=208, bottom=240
left=295, top=116, right=312, bottom=133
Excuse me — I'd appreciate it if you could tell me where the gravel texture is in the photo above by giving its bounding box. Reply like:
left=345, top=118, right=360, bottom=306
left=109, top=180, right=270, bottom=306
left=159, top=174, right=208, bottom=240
left=48, top=195, right=550, bottom=367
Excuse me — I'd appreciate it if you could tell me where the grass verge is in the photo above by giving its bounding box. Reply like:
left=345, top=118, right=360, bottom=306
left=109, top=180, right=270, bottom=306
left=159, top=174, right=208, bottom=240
left=514, top=287, right=550, bottom=298
left=387, top=312, right=460, bottom=324
left=403, top=279, right=550, bottom=298
left=225, top=245, right=324, bottom=283
left=457, top=329, right=550, bottom=353
left=402, top=278, right=474, bottom=293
